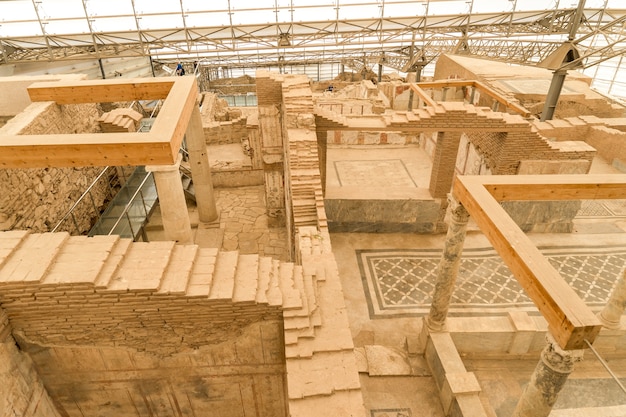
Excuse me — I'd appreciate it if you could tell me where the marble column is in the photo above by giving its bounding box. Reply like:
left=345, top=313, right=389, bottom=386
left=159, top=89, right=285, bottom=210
left=186, top=106, right=218, bottom=222
left=512, top=334, right=584, bottom=417
left=426, top=196, right=470, bottom=331
left=146, top=154, right=193, bottom=244
left=598, top=269, right=626, bottom=329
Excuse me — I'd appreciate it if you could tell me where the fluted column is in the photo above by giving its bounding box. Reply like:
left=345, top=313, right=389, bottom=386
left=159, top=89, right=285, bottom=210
left=146, top=154, right=193, bottom=244
left=598, top=269, right=626, bottom=329
left=512, top=334, right=584, bottom=417
left=186, top=105, right=218, bottom=222
left=426, top=196, right=470, bottom=331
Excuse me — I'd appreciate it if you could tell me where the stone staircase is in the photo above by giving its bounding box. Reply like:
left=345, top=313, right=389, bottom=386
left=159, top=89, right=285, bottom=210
left=0, top=229, right=363, bottom=415
left=98, top=108, right=143, bottom=132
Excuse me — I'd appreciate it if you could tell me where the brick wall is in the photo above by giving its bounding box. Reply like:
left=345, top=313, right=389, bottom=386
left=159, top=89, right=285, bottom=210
left=0, top=231, right=290, bottom=416
left=0, top=102, right=113, bottom=234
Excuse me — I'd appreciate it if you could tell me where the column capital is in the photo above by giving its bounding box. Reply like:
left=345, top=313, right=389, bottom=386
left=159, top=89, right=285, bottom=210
left=145, top=153, right=182, bottom=173
left=542, top=333, right=584, bottom=374
left=448, top=194, right=470, bottom=222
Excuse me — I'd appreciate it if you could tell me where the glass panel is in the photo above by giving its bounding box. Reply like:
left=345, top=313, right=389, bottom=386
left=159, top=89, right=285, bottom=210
left=0, top=21, right=43, bottom=37
left=88, top=0, right=135, bottom=16
left=0, top=0, right=37, bottom=22
left=45, top=19, right=91, bottom=35
left=384, top=2, right=425, bottom=18
left=233, top=8, right=275, bottom=25
left=90, top=16, right=136, bottom=32
left=139, top=14, right=184, bottom=30
left=38, top=0, right=84, bottom=19
left=337, top=3, right=380, bottom=19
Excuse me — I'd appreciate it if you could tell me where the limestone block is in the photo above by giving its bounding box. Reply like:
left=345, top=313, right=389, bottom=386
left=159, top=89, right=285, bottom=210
left=508, top=311, right=538, bottom=355
left=363, top=345, right=412, bottom=376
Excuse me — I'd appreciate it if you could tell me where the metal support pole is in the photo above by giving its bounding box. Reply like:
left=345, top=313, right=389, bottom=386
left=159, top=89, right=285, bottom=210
left=98, top=58, right=106, bottom=79
left=540, top=69, right=567, bottom=121
left=149, top=55, right=156, bottom=77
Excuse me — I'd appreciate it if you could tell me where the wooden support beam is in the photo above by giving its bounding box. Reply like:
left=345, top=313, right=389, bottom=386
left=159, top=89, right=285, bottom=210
left=481, top=174, right=626, bottom=201
left=415, top=79, right=531, bottom=118
left=453, top=175, right=608, bottom=350
left=408, top=83, right=437, bottom=108
left=472, top=80, right=531, bottom=118
left=0, top=77, right=198, bottom=168
left=27, top=78, right=176, bottom=104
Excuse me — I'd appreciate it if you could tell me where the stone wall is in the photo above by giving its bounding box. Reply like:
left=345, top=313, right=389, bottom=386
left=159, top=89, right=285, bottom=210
left=0, top=232, right=289, bottom=417
left=534, top=116, right=626, bottom=171
left=1, top=309, right=61, bottom=417
left=0, top=102, right=112, bottom=234
left=0, top=224, right=365, bottom=417
left=327, top=129, right=420, bottom=145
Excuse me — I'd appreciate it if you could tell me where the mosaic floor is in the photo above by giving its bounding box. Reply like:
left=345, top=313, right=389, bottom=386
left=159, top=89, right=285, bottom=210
left=333, top=160, right=417, bottom=187
left=357, top=245, right=626, bottom=318
left=578, top=200, right=626, bottom=217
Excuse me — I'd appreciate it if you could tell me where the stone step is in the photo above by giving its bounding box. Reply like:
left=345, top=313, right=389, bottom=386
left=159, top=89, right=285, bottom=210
left=208, top=250, right=239, bottom=300
left=94, top=237, right=133, bottom=289
left=266, top=259, right=283, bottom=306
left=106, top=240, right=175, bottom=292
left=232, top=253, right=259, bottom=303
left=0, top=230, right=30, bottom=269
left=0, top=232, right=70, bottom=287
left=186, top=247, right=218, bottom=296
left=255, top=256, right=273, bottom=304
left=283, top=265, right=310, bottom=318
left=278, top=262, right=302, bottom=311
left=43, top=235, right=119, bottom=286
left=354, top=345, right=413, bottom=376
left=158, top=244, right=199, bottom=295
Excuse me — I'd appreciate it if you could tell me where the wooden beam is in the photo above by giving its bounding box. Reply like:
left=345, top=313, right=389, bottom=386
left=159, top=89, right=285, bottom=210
left=473, top=80, right=531, bottom=118
left=415, top=79, right=531, bottom=117
left=453, top=175, right=603, bottom=350
left=0, top=133, right=173, bottom=168
left=409, top=83, right=437, bottom=108
left=27, top=78, right=175, bottom=104
left=0, top=77, right=196, bottom=168
left=150, top=76, right=198, bottom=157
left=481, top=174, right=626, bottom=201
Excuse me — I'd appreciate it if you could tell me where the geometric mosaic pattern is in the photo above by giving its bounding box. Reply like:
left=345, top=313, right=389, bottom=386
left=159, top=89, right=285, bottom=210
left=578, top=200, right=626, bottom=217
left=357, top=246, right=626, bottom=318
left=334, top=159, right=417, bottom=187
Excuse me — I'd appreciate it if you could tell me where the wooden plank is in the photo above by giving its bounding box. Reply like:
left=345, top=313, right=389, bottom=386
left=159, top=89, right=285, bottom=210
left=408, top=83, right=437, bottom=108
left=416, top=80, right=474, bottom=89
left=150, top=76, right=198, bottom=157
left=27, top=78, right=175, bottom=104
left=472, top=81, right=531, bottom=117
left=479, top=174, right=626, bottom=201
left=453, top=175, right=602, bottom=350
left=0, top=77, right=198, bottom=168
left=0, top=134, right=174, bottom=168
left=415, top=79, right=530, bottom=117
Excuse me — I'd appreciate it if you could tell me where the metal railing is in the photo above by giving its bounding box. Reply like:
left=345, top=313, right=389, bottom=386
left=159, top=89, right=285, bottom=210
left=51, top=166, right=122, bottom=235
